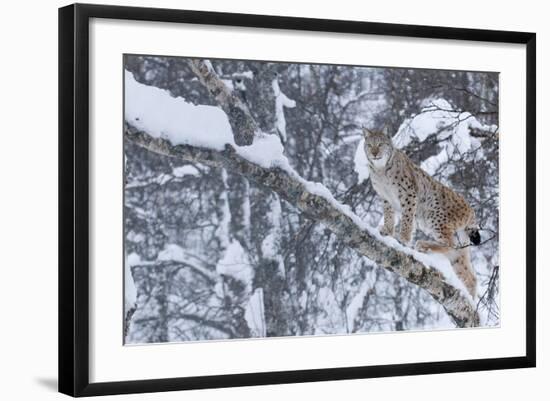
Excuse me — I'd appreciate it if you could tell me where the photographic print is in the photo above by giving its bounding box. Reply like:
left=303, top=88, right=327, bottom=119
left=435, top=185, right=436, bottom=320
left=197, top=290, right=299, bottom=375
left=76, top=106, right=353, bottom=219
left=123, top=54, right=499, bottom=344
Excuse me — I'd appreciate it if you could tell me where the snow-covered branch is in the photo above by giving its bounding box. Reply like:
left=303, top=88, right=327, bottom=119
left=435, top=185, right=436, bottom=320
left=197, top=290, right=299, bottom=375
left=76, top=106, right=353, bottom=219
left=125, top=121, right=479, bottom=327
left=187, top=59, right=257, bottom=146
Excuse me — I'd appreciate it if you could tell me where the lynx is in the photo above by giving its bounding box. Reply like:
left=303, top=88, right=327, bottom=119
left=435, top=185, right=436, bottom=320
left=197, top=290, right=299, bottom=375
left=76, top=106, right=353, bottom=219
left=363, top=128, right=480, bottom=297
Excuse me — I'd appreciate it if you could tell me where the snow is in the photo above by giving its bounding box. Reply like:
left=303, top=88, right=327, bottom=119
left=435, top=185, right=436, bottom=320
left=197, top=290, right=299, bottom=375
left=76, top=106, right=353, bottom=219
left=235, top=70, right=254, bottom=80
left=172, top=165, right=200, bottom=177
left=354, top=95, right=489, bottom=183
left=302, top=180, right=356, bottom=218
left=157, top=243, right=186, bottom=262
left=125, top=253, right=139, bottom=312
left=144, top=69, right=156, bottom=82
left=346, top=279, right=371, bottom=330
left=261, top=232, right=279, bottom=260
left=244, top=288, right=266, bottom=337
left=342, top=134, right=363, bottom=144
left=203, top=60, right=215, bottom=72
left=393, top=98, right=456, bottom=147
left=126, top=70, right=292, bottom=171
left=272, top=78, right=296, bottom=141
left=216, top=240, right=254, bottom=290
left=221, top=79, right=234, bottom=91
left=392, top=98, right=494, bottom=176
left=156, top=244, right=216, bottom=281
left=236, top=132, right=292, bottom=170
left=127, top=252, right=145, bottom=266
left=215, top=169, right=231, bottom=249
left=125, top=70, right=234, bottom=150
left=126, top=231, right=145, bottom=243
left=413, top=251, right=475, bottom=304
left=315, top=286, right=343, bottom=334
left=125, top=167, right=200, bottom=188
left=353, top=137, right=370, bottom=183
left=242, top=179, right=251, bottom=239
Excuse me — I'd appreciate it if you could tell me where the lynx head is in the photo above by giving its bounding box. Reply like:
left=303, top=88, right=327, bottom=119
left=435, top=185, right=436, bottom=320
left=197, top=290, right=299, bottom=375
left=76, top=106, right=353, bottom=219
left=363, top=128, right=394, bottom=169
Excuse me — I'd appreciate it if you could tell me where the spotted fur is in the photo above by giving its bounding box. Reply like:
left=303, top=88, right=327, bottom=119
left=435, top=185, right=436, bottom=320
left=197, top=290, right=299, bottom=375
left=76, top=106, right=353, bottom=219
left=363, top=128, right=478, bottom=297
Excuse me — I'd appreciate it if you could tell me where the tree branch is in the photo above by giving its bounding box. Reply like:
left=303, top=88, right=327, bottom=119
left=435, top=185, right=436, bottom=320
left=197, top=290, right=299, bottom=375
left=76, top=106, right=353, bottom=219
left=124, top=122, right=479, bottom=327
left=187, top=60, right=257, bottom=146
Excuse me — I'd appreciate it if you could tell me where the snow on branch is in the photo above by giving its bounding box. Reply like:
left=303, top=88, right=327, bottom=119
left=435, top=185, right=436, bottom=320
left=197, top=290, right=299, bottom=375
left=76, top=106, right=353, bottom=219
left=272, top=78, right=296, bottom=141
left=392, top=98, right=498, bottom=176
left=124, top=69, right=480, bottom=327
left=187, top=59, right=257, bottom=146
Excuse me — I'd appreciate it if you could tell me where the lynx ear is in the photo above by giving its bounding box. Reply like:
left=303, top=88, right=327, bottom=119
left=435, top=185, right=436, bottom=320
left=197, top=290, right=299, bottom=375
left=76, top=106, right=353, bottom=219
left=363, top=127, right=374, bottom=138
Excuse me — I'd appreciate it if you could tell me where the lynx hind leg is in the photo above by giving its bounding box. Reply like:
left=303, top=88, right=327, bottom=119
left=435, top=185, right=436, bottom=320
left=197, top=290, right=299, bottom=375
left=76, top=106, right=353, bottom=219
left=452, top=248, right=477, bottom=298
left=415, top=240, right=477, bottom=298
left=379, top=201, right=395, bottom=237
left=415, top=240, right=452, bottom=254
left=415, top=228, right=454, bottom=253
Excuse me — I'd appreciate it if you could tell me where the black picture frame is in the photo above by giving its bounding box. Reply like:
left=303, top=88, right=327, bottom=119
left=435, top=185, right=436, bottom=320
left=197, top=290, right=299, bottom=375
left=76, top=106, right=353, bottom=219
left=58, top=3, right=536, bottom=397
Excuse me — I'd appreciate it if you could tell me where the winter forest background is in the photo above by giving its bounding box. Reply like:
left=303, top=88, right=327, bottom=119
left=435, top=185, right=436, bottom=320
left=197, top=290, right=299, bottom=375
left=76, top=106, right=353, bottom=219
left=123, top=54, right=499, bottom=344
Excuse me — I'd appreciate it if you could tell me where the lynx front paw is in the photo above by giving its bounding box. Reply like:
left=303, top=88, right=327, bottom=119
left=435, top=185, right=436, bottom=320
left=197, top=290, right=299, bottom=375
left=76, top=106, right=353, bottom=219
left=398, top=232, right=412, bottom=247
left=379, top=226, right=394, bottom=237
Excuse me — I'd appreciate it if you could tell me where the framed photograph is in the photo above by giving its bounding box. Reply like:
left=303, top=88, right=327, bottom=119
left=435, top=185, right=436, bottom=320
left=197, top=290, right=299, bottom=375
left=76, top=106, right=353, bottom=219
left=59, top=3, right=536, bottom=397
